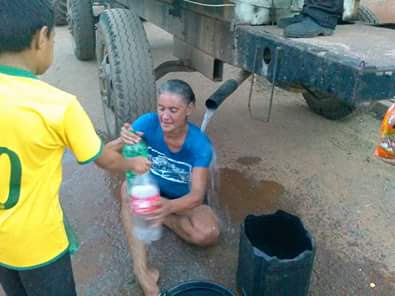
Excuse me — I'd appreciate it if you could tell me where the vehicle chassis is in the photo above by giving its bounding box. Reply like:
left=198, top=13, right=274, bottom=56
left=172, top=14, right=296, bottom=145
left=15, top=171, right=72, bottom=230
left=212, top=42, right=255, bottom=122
left=72, top=0, right=395, bottom=130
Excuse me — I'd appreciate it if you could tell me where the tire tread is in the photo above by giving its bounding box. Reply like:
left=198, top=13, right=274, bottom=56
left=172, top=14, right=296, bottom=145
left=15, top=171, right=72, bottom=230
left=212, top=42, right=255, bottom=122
left=96, top=9, right=156, bottom=135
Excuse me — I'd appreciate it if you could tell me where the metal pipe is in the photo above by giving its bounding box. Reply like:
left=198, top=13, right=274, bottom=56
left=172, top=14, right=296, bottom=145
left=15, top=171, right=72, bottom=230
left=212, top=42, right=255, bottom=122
left=154, top=60, right=195, bottom=80
left=266, top=46, right=282, bottom=122
left=205, top=70, right=251, bottom=110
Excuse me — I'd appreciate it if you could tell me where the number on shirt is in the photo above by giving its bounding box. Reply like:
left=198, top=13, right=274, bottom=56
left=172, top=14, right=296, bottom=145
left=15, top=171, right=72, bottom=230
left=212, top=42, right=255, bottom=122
left=0, top=147, right=22, bottom=210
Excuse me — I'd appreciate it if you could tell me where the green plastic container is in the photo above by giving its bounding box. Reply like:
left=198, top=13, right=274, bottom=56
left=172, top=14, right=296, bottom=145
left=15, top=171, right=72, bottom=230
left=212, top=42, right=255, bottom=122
left=122, top=134, right=148, bottom=193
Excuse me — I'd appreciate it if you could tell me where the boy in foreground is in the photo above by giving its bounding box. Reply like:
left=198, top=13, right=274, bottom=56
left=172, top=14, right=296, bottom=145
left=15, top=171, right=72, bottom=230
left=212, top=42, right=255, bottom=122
left=0, top=1, right=149, bottom=295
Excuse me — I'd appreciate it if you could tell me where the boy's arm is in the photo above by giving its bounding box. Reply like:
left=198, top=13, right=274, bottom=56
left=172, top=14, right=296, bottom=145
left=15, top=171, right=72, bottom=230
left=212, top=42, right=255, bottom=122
left=94, top=137, right=150, bottom=174
left=62, top=98, right=150, bottom=174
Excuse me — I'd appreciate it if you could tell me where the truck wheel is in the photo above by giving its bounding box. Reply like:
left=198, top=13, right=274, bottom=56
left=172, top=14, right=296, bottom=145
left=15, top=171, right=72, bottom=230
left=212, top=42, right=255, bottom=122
left=68, top=0, right=95, bottom=60
left=96, top=9, right=156, bottom=139
left=53, top=0, right=68, bottom=26
left=303, top=89, right=355, bottom=120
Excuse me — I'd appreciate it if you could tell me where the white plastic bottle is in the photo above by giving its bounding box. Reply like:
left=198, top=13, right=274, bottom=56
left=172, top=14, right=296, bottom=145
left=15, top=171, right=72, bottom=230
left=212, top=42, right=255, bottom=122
left=130, top=173, right=162, bottom=243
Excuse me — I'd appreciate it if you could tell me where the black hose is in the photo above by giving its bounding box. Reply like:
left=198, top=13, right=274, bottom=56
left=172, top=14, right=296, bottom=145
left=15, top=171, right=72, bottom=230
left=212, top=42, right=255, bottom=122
left=205, top=79, right=239, bottom=110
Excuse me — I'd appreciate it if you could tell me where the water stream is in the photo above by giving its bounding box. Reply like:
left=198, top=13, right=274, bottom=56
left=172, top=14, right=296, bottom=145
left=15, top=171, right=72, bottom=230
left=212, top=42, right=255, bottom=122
left=200, top=108, right=215, bottom=133
left=200, top=108, right=221, bottom=211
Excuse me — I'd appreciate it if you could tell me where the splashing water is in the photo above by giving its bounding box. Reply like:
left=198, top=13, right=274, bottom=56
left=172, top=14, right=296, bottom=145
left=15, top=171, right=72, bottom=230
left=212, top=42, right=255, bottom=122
left=200, top=109, right=215, bottom=133
left=200, top=109, right=221, bottom=210
left=207, top=149, right=221, bottom=209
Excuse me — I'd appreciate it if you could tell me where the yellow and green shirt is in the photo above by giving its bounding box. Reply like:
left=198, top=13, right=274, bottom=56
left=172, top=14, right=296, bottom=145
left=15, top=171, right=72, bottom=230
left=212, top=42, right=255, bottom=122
left=0, top=65, right=102, bottom=270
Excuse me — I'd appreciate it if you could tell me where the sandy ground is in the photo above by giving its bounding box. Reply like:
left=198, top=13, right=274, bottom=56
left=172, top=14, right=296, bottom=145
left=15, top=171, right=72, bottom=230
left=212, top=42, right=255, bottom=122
left=1, top=23, right=395, bottom=296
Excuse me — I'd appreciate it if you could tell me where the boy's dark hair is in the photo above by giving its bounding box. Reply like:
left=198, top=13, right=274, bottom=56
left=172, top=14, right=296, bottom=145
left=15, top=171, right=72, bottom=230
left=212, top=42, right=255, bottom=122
left=159, top=79, right=196, bottom=105
left=0, top=0, right=54, bottom=54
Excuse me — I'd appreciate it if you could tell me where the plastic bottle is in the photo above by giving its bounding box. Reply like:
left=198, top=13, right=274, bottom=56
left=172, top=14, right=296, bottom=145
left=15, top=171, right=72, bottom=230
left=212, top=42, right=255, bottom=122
left=122, top=133, right=149, bottom=195
left=130, top=173, right=162, bottom=243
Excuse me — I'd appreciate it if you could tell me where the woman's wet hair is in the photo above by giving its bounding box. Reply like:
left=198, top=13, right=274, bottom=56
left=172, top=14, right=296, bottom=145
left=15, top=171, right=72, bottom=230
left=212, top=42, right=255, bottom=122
left=158, top=80, right=196, bottom=105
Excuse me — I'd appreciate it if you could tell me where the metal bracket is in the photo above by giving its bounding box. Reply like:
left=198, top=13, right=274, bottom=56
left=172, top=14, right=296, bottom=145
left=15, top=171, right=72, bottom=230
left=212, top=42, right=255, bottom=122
left=173, top=38, right=224, bottom=81
left=248, top=46, right=282, bottom=122
left=267, top=46, right=282, bottom=122
left=154, top=60, right=195, bottom=80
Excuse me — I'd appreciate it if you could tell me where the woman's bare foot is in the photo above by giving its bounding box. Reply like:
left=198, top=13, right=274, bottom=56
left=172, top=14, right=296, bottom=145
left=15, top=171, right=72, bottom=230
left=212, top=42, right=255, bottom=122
left=135, top=267, right=160, bottom=296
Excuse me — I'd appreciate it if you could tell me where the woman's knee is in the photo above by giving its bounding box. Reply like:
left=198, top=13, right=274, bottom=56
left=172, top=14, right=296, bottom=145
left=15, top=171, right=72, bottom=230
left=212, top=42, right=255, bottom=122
left=191, top=223, right=220, bottom=246
left=187, top=206, right=220, bottom=246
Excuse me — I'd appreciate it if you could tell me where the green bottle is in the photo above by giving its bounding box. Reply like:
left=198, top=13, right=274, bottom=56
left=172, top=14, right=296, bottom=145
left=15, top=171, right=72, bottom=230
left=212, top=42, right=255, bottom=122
left=122, top=131, right=149, bottom=194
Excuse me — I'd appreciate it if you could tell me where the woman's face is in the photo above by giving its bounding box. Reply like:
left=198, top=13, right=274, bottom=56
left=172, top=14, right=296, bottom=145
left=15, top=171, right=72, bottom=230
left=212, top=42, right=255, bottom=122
left=157, top=92, right=192, bottom=134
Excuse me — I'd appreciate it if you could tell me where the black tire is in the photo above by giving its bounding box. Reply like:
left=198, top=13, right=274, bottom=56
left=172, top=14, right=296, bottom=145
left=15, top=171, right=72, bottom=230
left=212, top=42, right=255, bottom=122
left=53, top=0, right=68, bottom=26
left=96, top=9, right=156, bottom=139
left=303, top=89, right=355, bottom=120
left=358, top=5, right=379, bottom=24
left=68, top=0, right=95, bottom=60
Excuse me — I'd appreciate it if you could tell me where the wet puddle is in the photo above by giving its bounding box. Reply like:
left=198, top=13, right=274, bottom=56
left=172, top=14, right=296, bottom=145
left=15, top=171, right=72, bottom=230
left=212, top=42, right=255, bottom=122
left=217, top=167, right=286, bottom=224
left=236, top=156, right=262, bottom=166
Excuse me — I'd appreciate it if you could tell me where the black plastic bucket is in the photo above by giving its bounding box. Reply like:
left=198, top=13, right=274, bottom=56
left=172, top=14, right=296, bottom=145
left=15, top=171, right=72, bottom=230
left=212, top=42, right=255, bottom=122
left=161, top=281, right=234, bottom=296
left=237, top=210, right=315, bottom=296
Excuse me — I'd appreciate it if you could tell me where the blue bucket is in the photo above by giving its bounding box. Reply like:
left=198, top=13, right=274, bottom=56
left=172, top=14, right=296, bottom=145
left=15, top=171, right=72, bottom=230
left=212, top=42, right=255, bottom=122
left=161, top=281, right=234, bottom=296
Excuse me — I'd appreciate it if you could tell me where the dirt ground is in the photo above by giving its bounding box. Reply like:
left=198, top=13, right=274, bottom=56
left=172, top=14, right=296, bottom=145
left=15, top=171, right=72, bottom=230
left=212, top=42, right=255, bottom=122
left=2, top=24, right=395, bottom=296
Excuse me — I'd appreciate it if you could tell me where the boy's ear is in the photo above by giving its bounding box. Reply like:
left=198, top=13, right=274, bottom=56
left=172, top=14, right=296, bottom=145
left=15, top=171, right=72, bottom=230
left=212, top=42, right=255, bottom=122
left=32, top=26, right=50, bottom=50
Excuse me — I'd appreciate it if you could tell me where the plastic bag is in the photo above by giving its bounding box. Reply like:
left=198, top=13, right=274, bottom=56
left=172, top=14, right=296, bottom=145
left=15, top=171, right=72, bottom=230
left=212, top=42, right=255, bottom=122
left=375, top=103, right=395, bottom=160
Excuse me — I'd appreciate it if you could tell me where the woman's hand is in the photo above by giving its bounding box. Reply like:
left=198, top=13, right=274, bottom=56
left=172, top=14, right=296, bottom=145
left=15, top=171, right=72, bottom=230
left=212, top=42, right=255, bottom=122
left=145, top=197, right=174, bottom=225
left=126, top=156, right=151, bottom=174
left=120, top=123, right=143, bottom=145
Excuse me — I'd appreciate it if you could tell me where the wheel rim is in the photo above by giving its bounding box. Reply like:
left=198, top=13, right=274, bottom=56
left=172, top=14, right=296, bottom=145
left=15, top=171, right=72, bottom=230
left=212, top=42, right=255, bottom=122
left=98, top=43, right=119, bottom=139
